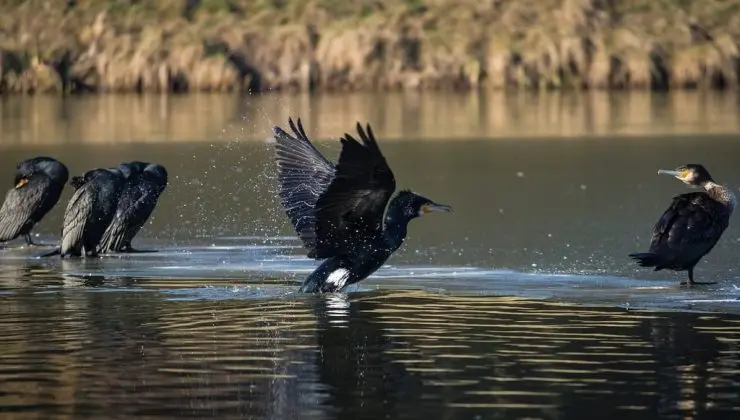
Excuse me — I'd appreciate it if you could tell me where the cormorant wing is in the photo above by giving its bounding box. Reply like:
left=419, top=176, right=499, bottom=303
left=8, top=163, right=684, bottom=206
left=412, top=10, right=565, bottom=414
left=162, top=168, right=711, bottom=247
left=0, top=176, right=51, bottom=241
left=60, top=186, right=95, bottom=254
left=312, top=123, right=396, bottom=258
left=273, top=117, right=336, bottom=255
left=649, top=192, right=730, bottom=257
left=98, top=183, right=157, bottom=252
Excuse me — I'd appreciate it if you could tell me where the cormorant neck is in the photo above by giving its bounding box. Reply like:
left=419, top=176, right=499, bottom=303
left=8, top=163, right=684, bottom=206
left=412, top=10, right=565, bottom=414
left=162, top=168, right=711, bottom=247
left=703, top=180, right=737, bottom=213
left=383, top=202, right=411, bottom=252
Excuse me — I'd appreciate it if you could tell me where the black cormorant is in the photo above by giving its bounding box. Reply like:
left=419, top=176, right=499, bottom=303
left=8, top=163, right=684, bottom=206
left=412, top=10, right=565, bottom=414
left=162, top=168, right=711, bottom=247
left=41, top=168, right=125, bottom=258
left=98, top=161, right=168, bottom=253
left=272, top=118, right=452, bottom=293
left=0, top=157, right=69, bottom=246
left=629, top=164, right=736, bottom=286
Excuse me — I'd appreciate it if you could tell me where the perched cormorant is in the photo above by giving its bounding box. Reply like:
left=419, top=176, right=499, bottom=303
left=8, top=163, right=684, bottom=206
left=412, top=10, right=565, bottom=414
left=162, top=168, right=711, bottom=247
left=272, top=118, right=452, bottom=293
left=0, top=157, right=69, bottom=246
left=629, top=164, right=736, bottom=286
left=98, top=161, right=168, bottom=253
left=41, top=168, right=125, bottom=258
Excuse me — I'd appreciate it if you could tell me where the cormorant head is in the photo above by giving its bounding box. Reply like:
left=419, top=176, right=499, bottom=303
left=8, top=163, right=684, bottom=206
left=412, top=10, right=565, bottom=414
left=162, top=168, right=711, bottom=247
left=658, top=164, right=713, bottom=186
left=69, top=168, right=122, bottom=189
left=390, top=190, right=452, bottom=221
left=14, top=157, right=69, bottom=188
left=143, top=163, right=168, bottom=193
left=116, top=161, right=148, bottom=181
left=70, top=169, right=98, bottom=189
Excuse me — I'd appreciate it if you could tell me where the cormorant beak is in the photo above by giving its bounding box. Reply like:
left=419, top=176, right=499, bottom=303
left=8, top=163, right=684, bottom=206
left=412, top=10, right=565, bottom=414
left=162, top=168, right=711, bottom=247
left=419, top=202, right=452, bottom=216
left=657, top=169, right=681, bottom=177
left=15, top=177, right=29, bottom=189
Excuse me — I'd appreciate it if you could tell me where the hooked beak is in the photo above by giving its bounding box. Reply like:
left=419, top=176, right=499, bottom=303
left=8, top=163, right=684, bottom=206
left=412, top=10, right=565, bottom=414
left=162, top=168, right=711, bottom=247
left=419, top=202, right=453, bottom=215
left=657, top=169, right=681, bottom=177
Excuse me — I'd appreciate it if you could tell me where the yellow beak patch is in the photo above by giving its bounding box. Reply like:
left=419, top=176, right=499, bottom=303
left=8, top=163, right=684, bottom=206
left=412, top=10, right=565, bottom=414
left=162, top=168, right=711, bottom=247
left=15, top=178, right=29, bottom=189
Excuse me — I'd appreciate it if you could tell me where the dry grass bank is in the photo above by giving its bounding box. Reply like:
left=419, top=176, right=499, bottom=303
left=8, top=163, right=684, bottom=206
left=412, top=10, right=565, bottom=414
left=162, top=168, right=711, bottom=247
left=1, top=0, right=739, bottom=93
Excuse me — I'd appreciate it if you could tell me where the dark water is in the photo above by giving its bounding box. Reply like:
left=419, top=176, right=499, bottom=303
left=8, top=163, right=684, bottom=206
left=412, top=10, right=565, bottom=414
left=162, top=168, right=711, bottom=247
left=2, top=92, right=740, bottom=419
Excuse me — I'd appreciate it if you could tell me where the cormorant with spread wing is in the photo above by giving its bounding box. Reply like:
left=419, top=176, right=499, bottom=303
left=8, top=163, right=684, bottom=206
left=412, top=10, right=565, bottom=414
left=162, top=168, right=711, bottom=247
left=629, top=164, right=735, bottom=286
left=98, top=161, right=168, bottom=253
left=40, top=168, right=125, bottom=258
left=272, top=118, right=452, bottom=293
left=0, top=157, right=69, bottom=246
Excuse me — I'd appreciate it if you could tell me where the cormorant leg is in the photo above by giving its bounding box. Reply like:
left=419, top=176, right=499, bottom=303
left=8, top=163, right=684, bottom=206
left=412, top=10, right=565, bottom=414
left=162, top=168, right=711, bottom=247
left=683, top=267, right=717, bottom=286
left=121, top=243, right=158, bottom=253
left=24, top=233, right=53, bottom=247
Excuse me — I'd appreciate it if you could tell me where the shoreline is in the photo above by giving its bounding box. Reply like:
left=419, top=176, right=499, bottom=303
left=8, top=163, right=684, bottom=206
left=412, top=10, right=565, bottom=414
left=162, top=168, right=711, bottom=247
left=1, top=0, right=739, bottom=94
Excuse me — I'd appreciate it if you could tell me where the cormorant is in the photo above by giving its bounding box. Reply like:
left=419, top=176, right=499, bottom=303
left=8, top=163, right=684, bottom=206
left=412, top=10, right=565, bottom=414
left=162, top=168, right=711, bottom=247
left=629, top=164, right=736, bottom=286
left=98, top=161, right=168, bottom=253
left=40, top=168, right=125, bottom=258
left=0, top=157, right=69, bottom=246
left=272, top=118, right=452, bottom=293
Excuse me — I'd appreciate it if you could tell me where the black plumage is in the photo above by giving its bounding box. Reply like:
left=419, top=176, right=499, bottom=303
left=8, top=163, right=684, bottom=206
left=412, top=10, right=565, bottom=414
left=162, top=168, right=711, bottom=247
left=630, top=164, right=735, bottom=286
left=98, top=161, right=168, bottom=253
left=0, top=157, right=69, bottom=246
left=42, top=168, right=125, bottom=258
left=273, top=117, right=452, bottom=293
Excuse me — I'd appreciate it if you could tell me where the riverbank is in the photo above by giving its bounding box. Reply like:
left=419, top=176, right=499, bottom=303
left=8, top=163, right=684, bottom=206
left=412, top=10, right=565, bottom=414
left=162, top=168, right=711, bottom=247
left=1, top=0, right=739, bottom=94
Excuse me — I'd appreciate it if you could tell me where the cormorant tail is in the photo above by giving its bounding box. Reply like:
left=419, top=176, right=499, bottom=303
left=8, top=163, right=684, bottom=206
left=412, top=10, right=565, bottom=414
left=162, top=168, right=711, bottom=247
left=628, top=252, right=663, bottom=270
left=38, top=247, right=61, bottom=258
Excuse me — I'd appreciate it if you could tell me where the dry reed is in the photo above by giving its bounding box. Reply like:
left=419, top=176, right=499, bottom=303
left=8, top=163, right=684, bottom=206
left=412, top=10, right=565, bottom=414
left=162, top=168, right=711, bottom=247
left=1, top=0, right=739, bottom=93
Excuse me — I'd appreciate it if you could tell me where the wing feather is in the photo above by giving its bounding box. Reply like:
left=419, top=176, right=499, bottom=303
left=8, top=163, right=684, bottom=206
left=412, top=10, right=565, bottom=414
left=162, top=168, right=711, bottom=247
left=312, top=122, right=396, bottom=258
left=649, top=192, right=729, bottom=261
left=0, top=177, right=51, bottom=241
left=60, top=186, right=94, bottom=255
left=273, top=117, right=336, bottom=255
left=99, top=183, right=158, bottom=252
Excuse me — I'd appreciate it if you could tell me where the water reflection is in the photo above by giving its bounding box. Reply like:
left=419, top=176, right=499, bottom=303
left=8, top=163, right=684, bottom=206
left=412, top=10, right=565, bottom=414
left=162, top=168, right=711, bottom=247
left=1, top=290, right=740, bottom=418
left=1, top=91, right=740, bottom=147
left=638, top=317, right=723, bottom=417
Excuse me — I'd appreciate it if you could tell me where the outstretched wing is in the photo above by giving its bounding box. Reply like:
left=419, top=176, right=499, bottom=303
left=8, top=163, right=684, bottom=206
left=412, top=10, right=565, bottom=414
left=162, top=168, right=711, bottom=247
left=60, top=185, right=94, bottom=255
left=649, top=192, right=729, bottom=259
left=273, top=117, right=336, bottom=255
left=312, top=122, right=396, bottom=258
left=0, top=176, right=51, bottom=242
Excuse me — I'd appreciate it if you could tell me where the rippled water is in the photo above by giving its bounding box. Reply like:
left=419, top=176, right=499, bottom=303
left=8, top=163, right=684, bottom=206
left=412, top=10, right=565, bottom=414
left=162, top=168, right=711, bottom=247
left=2, top=92, right=740, bottom=418
left=3, top=267, right=740, bottom=418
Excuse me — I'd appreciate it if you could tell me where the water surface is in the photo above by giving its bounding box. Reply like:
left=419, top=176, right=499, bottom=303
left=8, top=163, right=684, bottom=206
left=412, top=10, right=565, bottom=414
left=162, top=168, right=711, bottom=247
left=1, top=92, right=740, bottom=419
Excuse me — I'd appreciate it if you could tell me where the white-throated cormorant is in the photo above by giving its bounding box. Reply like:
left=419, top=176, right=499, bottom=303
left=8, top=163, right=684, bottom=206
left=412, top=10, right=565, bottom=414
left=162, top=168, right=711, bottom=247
left=40, top=168, right=125, bottom=258
left=272, top=118, right=452, bottom=293
left=629, top=164, right=736, bottom=286
left=98, top=161, right=168, bottom=253
left=0, top=157, right=69, bottom=246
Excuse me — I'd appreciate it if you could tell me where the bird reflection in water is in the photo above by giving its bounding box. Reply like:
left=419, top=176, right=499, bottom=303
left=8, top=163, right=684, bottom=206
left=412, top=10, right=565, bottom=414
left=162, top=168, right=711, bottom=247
left=638, top=316, right=726, bottom=417
left=307, top=292, right=430, bottom=419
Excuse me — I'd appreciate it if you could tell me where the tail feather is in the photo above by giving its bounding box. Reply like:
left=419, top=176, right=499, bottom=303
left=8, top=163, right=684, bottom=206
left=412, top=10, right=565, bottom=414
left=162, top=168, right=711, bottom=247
left=629, top=252, right=664, bottom=270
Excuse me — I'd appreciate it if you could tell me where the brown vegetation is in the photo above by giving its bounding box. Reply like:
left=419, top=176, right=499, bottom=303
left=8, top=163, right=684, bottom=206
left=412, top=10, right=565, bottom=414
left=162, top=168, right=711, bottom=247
left=1, top=0, right=739, bottom=93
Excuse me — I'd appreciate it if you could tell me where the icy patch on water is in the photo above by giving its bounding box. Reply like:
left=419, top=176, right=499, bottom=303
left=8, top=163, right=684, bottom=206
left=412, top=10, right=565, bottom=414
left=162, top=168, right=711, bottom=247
left=2, top=240, right=740, bottom=314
